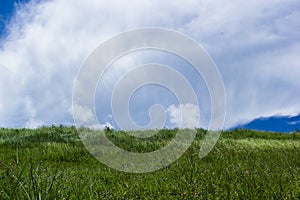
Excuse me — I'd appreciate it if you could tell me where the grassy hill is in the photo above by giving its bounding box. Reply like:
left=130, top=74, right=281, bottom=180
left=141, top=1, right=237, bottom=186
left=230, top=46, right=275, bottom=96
left=1, top=126, right=300, bottom=199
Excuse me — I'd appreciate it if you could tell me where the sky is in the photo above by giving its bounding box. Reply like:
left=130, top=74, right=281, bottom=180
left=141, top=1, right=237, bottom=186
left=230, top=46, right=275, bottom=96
left=0, top=0, right=28, bottom=36
left=0, top=0, right=299, bottom=131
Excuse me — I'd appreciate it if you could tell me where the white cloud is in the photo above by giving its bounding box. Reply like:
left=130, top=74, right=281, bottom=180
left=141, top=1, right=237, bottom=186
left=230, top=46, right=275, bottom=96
left=72, top=103, right=115, bottom=130
left=72, top=104, right=94, bottom=125
left=287, top=120, right=300, bottom=125
left=25, top=118, right=44, bottom=129
left=167, top=104, right=199, bottom=128
left=0, top=0, right=299, bottom=129
left=89, top=122, right=114, bottom=130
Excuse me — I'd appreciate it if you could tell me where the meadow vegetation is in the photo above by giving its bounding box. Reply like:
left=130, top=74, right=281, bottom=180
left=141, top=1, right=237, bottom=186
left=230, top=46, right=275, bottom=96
left=1, top=126, right=300, bottom=199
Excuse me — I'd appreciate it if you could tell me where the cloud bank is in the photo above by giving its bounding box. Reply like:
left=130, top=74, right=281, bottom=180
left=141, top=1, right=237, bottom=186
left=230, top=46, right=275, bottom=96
left=0, top=0, right=299, bottom=129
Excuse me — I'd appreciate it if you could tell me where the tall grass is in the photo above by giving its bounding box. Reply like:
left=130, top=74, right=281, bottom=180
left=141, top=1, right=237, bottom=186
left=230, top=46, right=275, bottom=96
left=1, top=126, right=300, bottom=199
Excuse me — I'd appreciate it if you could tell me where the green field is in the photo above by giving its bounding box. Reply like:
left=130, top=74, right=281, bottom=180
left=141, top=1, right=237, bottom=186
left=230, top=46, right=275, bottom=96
left=1, top=126, right=300, bottom=199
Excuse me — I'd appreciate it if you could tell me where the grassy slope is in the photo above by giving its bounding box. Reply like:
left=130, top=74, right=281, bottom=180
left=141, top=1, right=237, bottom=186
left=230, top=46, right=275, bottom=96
left=1, top=126, right=300, bottom=199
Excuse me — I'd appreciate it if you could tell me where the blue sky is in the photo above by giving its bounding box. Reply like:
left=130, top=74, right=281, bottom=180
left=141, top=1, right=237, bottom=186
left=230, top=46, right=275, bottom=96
left=0, top=0, right=299, bottom=132
left=0, top=0, right=29, bottom=36
left=0, top=0, right=15, bottom=33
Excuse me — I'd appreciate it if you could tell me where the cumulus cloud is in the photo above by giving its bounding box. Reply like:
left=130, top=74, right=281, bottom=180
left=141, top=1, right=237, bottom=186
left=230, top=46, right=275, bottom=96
left=72, top=103, right=114, bottom=129
left=0, top=0, right=299, bottom=129
left=89, top=122, right=114, bottom=130
left=25, top=118, right=44, bottom=129
left=167, top=104, right=200, bottom=128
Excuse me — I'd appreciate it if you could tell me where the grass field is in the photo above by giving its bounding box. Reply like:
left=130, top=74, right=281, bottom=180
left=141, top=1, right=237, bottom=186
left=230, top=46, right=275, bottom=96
left=1, top=126, right=300, bottom=199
